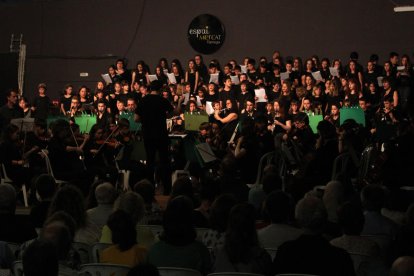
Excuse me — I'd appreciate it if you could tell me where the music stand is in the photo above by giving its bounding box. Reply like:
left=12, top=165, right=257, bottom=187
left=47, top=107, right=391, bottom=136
left=195, top=142, right=217, bottom=164
left=10, top=118, right=35, bottom=132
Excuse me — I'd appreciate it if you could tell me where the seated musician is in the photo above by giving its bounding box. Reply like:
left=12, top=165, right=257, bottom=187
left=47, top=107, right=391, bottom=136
left=0, top=124, right=34, bottom=191
left=83, top=124, right=117, bottom=181
left=48, top=119, right=88, bottom=181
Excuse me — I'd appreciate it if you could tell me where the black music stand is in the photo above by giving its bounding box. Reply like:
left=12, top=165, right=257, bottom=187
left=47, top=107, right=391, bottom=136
left=11, top=118, right=35, bottom=132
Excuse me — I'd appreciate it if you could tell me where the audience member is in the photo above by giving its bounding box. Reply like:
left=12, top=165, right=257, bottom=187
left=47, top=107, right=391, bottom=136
left=258, top=190, right=303, bottom=248
left=22, top=240, right=59, bottom=276
left=100, top=210, right=147, bottom=267
left=273, top=195, right=355, bottom=276
left=86, top=182, right=116, bottom=231
left=213, top=203, right=273, bottom=275
left=0, top=183, right=37, bottom=243
left=147, top=196, right=211, bottom=275
left=29, top=174, right=57, bottom=229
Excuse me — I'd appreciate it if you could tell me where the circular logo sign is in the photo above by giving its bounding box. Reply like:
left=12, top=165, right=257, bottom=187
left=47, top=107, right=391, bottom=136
left=187, top=14, right=225, bottom=55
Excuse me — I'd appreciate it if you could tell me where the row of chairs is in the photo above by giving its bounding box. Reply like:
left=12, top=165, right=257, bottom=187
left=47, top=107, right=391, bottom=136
left=9, top=260, right=318, bottom=276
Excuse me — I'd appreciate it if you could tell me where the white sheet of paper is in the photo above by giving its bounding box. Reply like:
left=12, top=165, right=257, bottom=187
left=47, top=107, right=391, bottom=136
left=280, top=72, right=290, bottom=81
left=329, top=67, right=339, bottom=78
left=377, top=76, right=384, bottom=87
left=240, top=65, right=247, bottom=74
left=311, top=71, right=323, bottom=81
left=167, top=73, right=177, bottom=84
left=209, top=73, right=219, bottom=84
left=101, top=74, right=112, bottom=85
left=230, top=75, right=240, bottom=85
left=255, top=88, right=267, bottom=103
left=148, top=74, right=158, bottom=82
left=397, top=66, right=405, bottom=71
left=206, top=101, right=214, bottom=115
left=196, top=96, right=202, bottom=107
left=183, top=92, right=190, bottom=105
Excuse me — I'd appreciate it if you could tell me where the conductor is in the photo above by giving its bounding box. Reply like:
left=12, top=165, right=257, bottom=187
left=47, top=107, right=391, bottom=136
left=136, top=81, right=174, bottom=195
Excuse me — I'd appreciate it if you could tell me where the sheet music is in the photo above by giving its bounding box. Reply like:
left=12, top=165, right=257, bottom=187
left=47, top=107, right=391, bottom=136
left=230, top=75, right=240, bottom=85
left=311, top=71, right=323, bottom=81
left=240, top=65, right=247, bottom=73
left=167, top=73, right=177, bottom=84
left=196, top=96, right=202, bottom=107
left=280, top=72, right=290, bottom=81
left=329, top=67, right=339, bottom=78
left=254, top=88, right=267, bottom=103
left=168, top=133, right=187, bottom=139
left=377, top=76, right=384, bottom=87
left=101, top=74, right=112, bottom=85
left=209, top=73, right=219, bottom=84
left=397, top=66, right=405, bottom=71
left=148, top=74, right=158, bottom=82
left=206, top=101, right=214, bottom=115
left=183, top=92, right=190, bottom=105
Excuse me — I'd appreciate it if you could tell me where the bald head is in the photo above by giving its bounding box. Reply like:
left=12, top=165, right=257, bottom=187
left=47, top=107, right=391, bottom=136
left=391, top=256, right=414, bottom=276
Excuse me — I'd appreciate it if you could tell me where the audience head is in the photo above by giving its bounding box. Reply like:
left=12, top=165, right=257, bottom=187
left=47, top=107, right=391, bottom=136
left=390, top=256, right=414, bottom=276
left=323, top=180, right=345, bottom=223
left=263, top=190, right=294, bottom=224
left=40, top=221, right=72, bottom=260
left=337, top=202, right=364, bottom=235
left=115, top=191, right=145, bottom=224
left=0, top=184, right=16, bottom=214
left=295, top=195, right=327, bottom=233
left=23, top=240, right=58, bottom=276
left=95, top=182, right=116, bottom=205
left=161, top=195, right=196, bottom=246
left=133, top=179, right=155, bottom=206
left=34, top=174, right=57, bottom=202
left=171, top=176, right=194, bottom=201
left=44, top=210, right=77, bottom=239
left=209, top=193, right=238, bottom=233
left=262, top=172, right=282, bottom=194
left=48, top=185, right=86, bottom=229
left=108, top=209, right=137, bottom=251
left=225, top=203, right=258, bottom=263
left=361, top=184, right=387, bottom=212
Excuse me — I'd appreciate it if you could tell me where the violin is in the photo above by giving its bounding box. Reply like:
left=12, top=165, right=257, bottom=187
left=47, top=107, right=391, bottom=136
left=96, top=138, right=120, bottom=148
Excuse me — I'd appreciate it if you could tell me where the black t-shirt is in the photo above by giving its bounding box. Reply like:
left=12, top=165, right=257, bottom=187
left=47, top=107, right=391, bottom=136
left=32, top=95, right=51, bottom=120
left=0, top=104, right=23, bottom=129
left=60, top=95, right=72, bottom=114
left=137, top=94, right=174, bottom=137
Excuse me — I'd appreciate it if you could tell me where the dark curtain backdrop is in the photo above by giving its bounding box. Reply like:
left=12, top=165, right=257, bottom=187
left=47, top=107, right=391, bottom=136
left=0, top=0, right=413, bottom=101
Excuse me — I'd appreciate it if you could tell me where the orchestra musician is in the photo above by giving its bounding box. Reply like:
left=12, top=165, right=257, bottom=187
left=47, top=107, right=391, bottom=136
left=47, top=119, right=89, bottom=183
left=24, top=119, right=50, bottom=174
left=0, top=124, right=35, bottom=190
left=83, top=124, right=117, bottom=181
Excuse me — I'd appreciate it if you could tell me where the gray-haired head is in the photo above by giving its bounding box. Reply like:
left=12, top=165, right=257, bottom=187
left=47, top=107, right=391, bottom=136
left=295, top=195, right=327, bottom=233
left=114, top=191, right=145, bottom=224
left=95, top=182, right=116, bottom=205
